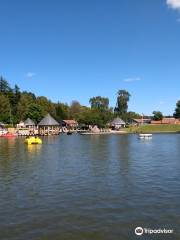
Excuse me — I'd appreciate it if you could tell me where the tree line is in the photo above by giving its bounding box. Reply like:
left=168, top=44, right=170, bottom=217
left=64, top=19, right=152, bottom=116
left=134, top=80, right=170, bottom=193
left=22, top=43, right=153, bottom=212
left=0, top=76, right=179, bottom=127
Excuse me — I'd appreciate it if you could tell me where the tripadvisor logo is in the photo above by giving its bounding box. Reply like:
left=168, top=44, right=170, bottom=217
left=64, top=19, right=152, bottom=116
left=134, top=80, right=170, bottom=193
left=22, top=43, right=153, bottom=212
left=135, top=226, right=174, bottom=236
left=135, top=227, right=143, bottom=236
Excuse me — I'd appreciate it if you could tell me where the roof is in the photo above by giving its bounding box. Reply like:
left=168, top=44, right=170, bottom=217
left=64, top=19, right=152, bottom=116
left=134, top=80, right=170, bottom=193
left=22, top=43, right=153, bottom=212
left=162, top=118, right=179, bottom=124
left=111, top=117, right=125, bottom=125
left=63, top=120, right=78, bottom=125
left=133, top=118, right=143, bottom=123
left=24, top=118, right=35, bottom=126
left=133, top=118, right=151, bottom=123
left=151, top=118, right=180, bottom=125
left=38, top=114, right=59, bottom=126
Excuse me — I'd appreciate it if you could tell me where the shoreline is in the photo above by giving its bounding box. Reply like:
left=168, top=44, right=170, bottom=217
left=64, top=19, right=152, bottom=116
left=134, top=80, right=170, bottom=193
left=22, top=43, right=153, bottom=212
left=80, top=130, right=127, bottom=135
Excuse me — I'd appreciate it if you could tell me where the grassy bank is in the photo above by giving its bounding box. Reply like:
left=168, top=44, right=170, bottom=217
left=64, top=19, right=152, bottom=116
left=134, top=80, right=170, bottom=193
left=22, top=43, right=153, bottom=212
left=127, top=124, right=180, bottom=133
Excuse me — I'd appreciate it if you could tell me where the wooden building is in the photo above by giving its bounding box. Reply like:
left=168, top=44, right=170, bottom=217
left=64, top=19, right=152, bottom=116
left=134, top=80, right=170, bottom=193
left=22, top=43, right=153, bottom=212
left=111, top=117, right=126, bottom=130
left=131, top=118, right=151, bottom=126
left=38, top=114, right=60, bottom=135
left=24, top=118, right=37, bottom=135
left=16, top=121, right=25, bottom=128
left=24, top=118, right=36, bottom=128
left=62, top=120, right=78, bottom=130
left=151, top=118, right=180, bottom=125
left=16, top=118, right=37, bottom=136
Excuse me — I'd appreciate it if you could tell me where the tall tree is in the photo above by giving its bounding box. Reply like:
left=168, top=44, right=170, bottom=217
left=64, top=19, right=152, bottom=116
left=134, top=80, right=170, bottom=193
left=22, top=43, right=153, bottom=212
left=17, top=93, right=35, bottom=120
left=36, top=96, right=56, bottom=116
left=8, top=84, right=21, bottom=123
left=152, top=111, right=163, bottom=121
left=25, top=103, right=44, bottom=124
left=21, top=91, right=36, bottom=100
left=114, top=90, right=131, bottom=116
left=69, top=100, right=81, bottom=119
left=0, top=76, right=11, bottom=94
left=77, top=108, right=104, bottom=128
left=0, top=94, right=11, bottom=123
left=14, top=84, right=21, bottom=103
left=89, top=96, right=109, bottom=111
left=55, top=102, right=69, bottom=121
left=173, top=100, right=180, bottom=118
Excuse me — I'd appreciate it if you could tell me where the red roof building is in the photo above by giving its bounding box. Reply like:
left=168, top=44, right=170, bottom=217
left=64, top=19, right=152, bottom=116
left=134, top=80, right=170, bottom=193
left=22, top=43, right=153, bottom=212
left=151, top=118, right=180, bottom=125
left=62, top=120, right=78, bottom=128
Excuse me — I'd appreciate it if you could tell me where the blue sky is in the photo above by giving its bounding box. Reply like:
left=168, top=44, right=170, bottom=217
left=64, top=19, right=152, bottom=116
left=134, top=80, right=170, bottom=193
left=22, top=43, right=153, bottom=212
left=0, top=0, right=180, bottom=115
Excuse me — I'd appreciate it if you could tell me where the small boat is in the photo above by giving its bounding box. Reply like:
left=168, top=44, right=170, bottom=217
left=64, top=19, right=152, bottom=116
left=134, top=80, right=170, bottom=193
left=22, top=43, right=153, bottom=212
left=139, top=133, right=152, bottom=139
left=25, top=136, right=42, bottom=144
left=0, top=133, right=17, bottom=138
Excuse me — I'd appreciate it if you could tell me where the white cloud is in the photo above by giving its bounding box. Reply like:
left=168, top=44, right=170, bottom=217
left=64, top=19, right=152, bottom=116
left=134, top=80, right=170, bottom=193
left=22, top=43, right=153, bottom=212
left=25, top=72, right=36, bottom=78
left=167, top=0, right=180, bottom=10
left=123, top=77, right=141, bottom=82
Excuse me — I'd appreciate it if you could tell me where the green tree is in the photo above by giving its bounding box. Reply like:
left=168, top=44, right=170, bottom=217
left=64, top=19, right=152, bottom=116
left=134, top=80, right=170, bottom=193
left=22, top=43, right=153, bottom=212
left=126, top=111, right=141, bottom=122
left=69, top=100, right=82, bottom=119
left=78, top=108, right=103, bottom=127
left=0, top=94, right=11, bottom=123
left=0, top=76, right=12, bottom=94
left=173, top=100, right=180, bottom=118
left=89, top=96, right=109, bottom=111
left=88, top=96, right=113, bottom=127
left=8, top=84, right=21, bottom=123
left=55, top=102, right=69, bottom=121
left=114, top=90, right=131, bottom=116
left=152, top=111, right=163, bottom=121
left=25, top=103, right=44, bottom=124
left=17, top=92, right=36, bottom=120
left=36, top=96, right=56, bottom=116
left=22, top=91, right=36, bottom=100
left=14, top=85, right=21, bottom=103
left=77, top=107, right=113, bottom=128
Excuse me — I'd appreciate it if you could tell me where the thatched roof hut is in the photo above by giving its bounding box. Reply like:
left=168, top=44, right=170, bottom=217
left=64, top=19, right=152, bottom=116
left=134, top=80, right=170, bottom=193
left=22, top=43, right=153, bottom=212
left=24, top=118, right=35, bottom=127
left=38, top=114, right=60, bottom=135
left=111, top=117, right=126, bottom=129
left=38, top=114, right=59, bottom=126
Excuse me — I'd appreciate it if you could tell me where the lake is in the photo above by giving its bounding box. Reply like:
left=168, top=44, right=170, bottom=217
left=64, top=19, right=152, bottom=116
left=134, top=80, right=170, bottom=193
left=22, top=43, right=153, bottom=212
left=0, top=134, right=180, bottom=240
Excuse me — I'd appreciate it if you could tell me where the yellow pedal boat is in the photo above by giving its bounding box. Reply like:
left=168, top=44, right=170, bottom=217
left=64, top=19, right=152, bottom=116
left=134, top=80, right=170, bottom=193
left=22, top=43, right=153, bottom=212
left=25, top=136, right=42, bottom=145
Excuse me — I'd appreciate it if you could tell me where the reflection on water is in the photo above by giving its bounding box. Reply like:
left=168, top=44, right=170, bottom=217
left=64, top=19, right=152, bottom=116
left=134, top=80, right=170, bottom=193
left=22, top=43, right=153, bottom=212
left=0, top=134, right=180, bottom=240
left=26, top=144, right=42, bottom=154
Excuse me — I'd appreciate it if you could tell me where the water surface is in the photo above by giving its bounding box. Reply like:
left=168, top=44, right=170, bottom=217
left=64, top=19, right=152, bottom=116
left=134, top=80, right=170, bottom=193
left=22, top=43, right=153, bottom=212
left=0, top=134, right=180, bottom=240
